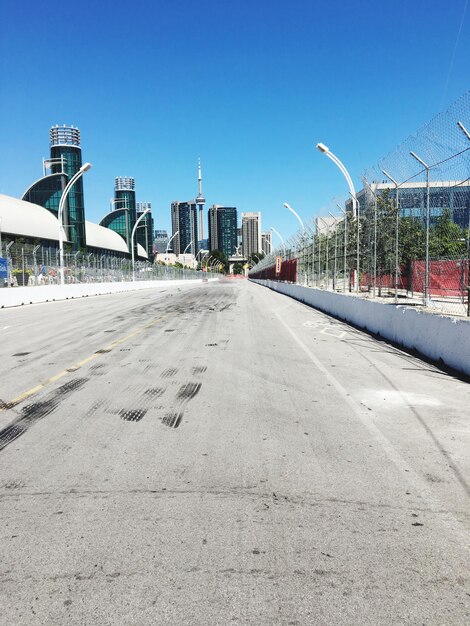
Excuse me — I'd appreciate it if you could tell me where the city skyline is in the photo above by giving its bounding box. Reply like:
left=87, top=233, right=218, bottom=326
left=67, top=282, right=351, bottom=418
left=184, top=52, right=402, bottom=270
left=1, top=1, right=469, bottom=241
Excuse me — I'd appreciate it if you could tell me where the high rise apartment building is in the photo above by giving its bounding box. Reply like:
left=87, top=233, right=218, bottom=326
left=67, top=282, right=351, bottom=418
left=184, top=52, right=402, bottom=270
left=261, top=231, right=272, bottom=256
left=171, top=201, right=198, bottom=255
left=241, top=212, right=262, bottom=259
left=208, top=205, right=238, bottom=257
left=154, top=230, right=169, bottom=253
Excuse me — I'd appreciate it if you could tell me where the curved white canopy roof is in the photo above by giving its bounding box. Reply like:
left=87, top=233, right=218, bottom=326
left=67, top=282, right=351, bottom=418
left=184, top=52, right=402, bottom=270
left=0, top=194, right=148, bottom=258
left=85, top=221, right=129, bottom=253
left=137, top=243, right=148, bottom=260
left=0, top=194, right=67, bottom=242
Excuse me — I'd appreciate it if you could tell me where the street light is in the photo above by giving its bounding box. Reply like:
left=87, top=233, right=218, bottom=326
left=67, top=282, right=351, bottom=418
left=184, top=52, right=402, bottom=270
left=409, top=151, right=431, bottom=303
left=166, top=230, right=179, bottom=256
left=131, top=208, right=150, bottom=281
left=183, top=240, right=194, bottom=254
left=270, top=226, right=286, bottom=257
left=316, top=142, right=360, bottom=292
left=57, top=162, right=92, bottom=285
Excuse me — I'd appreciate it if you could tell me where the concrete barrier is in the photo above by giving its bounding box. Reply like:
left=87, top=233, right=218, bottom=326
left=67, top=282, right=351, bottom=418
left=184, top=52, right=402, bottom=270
left=0, top=278, right=217, bottom=309
left=251, top=279, right=470, bottom=378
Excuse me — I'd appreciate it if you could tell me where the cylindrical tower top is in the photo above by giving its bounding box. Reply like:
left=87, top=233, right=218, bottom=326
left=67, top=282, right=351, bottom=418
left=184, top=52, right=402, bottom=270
left=115, top=176, right=135, bottom=191
left=50, top=125, right=81, bottom=148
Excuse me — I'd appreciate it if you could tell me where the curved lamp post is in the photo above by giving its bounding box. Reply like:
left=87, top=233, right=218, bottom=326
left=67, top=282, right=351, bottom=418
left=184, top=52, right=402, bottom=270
left=166, top=231, right=179, bottom=255
left=270, top=226, right=286, bottom=257
left=316, top=143, right=359, bottom=292
left=131, top=208, right=150, bottom=281
left=183, top=240, right=194, bottom=254
left=58, top=162, right=92, bottom=285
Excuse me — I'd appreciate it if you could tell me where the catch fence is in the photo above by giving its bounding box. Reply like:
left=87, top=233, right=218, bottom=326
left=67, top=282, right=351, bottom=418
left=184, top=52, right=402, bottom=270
left=1, top=242, right=203, bottom=286
left=251, top=92, right=470, bottom=317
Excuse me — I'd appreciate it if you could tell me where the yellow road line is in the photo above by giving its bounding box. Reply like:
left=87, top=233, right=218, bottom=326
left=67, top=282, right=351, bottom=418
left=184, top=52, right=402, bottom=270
left=0, top=315, right=166, bottom=413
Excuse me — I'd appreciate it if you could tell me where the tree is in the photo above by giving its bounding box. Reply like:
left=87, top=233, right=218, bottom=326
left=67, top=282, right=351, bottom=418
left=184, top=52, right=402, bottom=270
left=250, top=252, right=265, bottom=264
left=429, top=208, right=467, bottom=258
left=209, top=249, right=228, bottom=273
left=232, top=262, right=243, bottom=275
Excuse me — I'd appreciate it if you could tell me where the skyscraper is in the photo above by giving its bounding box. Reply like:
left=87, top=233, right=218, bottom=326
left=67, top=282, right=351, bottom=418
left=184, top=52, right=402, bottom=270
left=208, top=205, right=238, bottom=257
left=154, top=230, right=169, bottom=253
left=171, top=201, right=198, bottom=255
left=22, top=124, right=87, bottom=251
left=241, top=212, right=262, bottom=259
left=100, top=177, right=136, bottom=254
left=261, top=231, right=272, bottom=256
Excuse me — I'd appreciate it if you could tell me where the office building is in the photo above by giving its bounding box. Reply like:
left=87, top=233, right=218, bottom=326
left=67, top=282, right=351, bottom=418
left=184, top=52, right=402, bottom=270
left=208, top=205, right=238, bottom=257
left=241, top=212, right=262, bottom=259
left=154, top=230, right=169, bottom=253
left=171, top=201, right=198, bottom=255
left=348, top=181, right=470, bottom=228
left=261, top=231, right=272, bottom=256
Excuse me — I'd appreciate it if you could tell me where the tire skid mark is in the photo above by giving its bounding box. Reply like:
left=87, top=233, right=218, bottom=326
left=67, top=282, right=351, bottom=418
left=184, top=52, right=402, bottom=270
left=144, top=387, right=165, bottom=399
left=162, top=380, right=202, bottom=429
left=120, top=408, right=147, bottom=422
left=161, top=368, right=179, bottom=379
left=0, top=378, right=89, bottom=452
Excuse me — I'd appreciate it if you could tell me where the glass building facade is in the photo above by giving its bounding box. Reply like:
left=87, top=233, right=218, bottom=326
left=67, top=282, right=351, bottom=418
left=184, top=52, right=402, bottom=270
left=136, top=205, right=154, bottom=260
left=171, top=201, right=198, bottom=255
left=100, top=209, right=130, bottom=248
left=154, top=230, right=169, bottom=253
left=50, top=125, right=86, bottom=251
left=350, top=182, right=470, bottom=229
left=208, top=205, right=238, bottom=257
left=22, top=173, right=68, bottom=218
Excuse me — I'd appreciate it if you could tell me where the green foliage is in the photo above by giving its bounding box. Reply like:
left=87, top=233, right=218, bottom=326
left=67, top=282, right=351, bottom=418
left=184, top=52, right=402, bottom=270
left=250, top=252, right=265, bottom=264
left=209, top=249, right=228, bottom=273
left=429, top=208, right=467, bottom=258
left=232, top=262, right=243, bottom=275
left=12, top=268, right=32, bottom=275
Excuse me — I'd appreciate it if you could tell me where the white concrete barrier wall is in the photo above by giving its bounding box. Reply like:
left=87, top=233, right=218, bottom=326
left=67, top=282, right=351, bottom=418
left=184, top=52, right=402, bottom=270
left=0, top=278, right=217, bottom=309
left=252, top=279, right=470, bottom=378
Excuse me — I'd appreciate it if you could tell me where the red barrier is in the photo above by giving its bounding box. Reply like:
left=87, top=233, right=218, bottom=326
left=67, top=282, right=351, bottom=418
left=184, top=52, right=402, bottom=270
left=361, top=259, right=469, bottom=297
left=250, top=258, right=297, bottom=283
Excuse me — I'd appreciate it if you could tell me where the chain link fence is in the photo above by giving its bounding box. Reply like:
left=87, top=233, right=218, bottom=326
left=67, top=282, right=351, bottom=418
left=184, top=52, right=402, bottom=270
left=251, top=92, right=470, bottom=317
left=1, top=241, right=203, bottom=287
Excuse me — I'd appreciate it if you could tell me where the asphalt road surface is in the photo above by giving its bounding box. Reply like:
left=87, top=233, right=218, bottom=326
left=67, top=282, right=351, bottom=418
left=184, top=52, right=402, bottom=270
left=0, top=279, right=469, bottom=625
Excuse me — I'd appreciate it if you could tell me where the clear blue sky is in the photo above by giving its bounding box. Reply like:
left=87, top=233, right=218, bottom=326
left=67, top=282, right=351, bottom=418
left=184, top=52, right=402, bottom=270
left=1, top=0, right=469, bottom=240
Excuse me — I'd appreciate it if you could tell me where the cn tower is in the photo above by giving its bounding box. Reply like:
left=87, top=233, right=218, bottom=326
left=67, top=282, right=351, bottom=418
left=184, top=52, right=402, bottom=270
left=196, top=158, right=205, bottom=242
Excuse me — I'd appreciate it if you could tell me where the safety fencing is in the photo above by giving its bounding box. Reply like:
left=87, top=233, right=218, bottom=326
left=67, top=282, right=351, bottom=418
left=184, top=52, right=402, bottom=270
left=250, top=91, right=470, bottom=317
left=0, top=242, right=205, bottom=287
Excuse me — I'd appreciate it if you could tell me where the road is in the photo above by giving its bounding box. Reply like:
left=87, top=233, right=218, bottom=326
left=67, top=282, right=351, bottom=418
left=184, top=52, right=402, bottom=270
left=0, top=279, right=469, bottom=625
